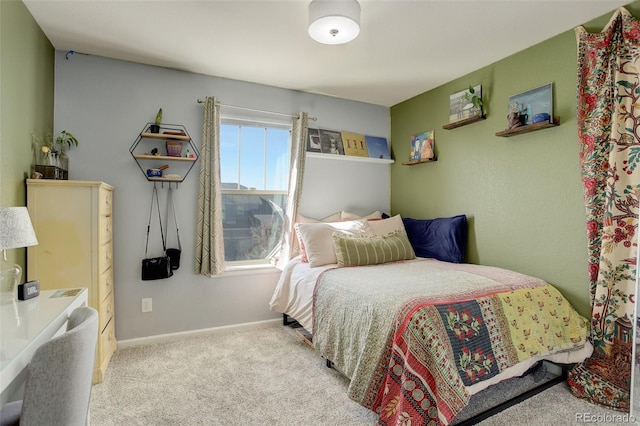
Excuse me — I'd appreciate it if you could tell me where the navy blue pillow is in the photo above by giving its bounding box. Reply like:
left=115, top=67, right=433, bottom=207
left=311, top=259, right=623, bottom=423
left=401, top=215, right=467, bottom=263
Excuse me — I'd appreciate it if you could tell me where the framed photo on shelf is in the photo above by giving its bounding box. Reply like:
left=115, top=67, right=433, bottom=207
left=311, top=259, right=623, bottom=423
left=365, top=136, right=391, bottom=159
left=507, top=83, right=553, bottom=128
left=410, top=130, right=435, bottom=162
left=307, top=128, right=321, bottom=153
left=319, top=129, right=344, bottom=155
left=341, top=131, right=368, bottom=157
left=449, top=85, right=482, bottom=123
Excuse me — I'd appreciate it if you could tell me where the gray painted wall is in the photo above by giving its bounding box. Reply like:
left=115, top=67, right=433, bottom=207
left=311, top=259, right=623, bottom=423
left=53, top=51, right=389, bottom=340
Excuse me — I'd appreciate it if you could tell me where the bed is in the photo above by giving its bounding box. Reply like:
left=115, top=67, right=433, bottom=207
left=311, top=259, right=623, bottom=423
left=269, top=213, right=592, bottom=425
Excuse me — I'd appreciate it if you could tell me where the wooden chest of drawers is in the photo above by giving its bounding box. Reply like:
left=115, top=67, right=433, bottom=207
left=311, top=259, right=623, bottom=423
left=26, top=179, right=116, bottom=383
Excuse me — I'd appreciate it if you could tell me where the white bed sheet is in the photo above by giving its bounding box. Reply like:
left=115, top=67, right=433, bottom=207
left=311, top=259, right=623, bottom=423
left=466, top=342, right=592, bottom=395
left=268, top=256, right=335, bottom=332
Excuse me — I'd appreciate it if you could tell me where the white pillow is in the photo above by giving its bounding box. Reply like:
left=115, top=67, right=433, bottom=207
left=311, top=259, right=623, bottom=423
left=295, top=212, right=342, bottom=262
left=367, top=214, right=407, bottom=237
left=341, top=210, right=383, bottom=220
left=296, top=212, right=342, bottom=223
left=295, top=220, right=372, bottom=267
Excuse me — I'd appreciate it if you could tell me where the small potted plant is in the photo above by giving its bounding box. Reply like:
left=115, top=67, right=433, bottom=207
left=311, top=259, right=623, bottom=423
left=54, top=130, right=79, bottom=179
left=54, top=130, right=79, bottom=152
left=149, top=108, right=162, bottom=133
left=463, top=85, right=483, bottom=118
left=31, top=130, right=78, bottom=179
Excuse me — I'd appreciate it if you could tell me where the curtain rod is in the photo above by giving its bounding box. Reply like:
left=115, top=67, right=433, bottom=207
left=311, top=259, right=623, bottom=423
left=196, top=99, right=316, bottom=121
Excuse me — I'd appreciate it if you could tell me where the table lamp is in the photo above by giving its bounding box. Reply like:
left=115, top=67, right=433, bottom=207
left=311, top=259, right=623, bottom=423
left=0, top=207, right=38, bottom=302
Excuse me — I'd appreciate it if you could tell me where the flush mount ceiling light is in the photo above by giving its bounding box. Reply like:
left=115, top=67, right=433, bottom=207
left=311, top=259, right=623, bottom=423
left=308, top=0, right=361, bottom=45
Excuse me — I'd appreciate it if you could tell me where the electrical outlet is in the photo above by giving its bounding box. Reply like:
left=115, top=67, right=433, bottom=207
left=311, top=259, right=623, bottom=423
left=141, top=298, right=152, bottom=313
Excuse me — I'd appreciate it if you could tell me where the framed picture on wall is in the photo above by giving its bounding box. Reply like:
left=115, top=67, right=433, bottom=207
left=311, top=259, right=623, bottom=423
left=341, top=131, right=368, bottom=157
left=449, top=85, right=482, bottom=123
left=365, top=136, right=391, bottom=159
left=307, top=128, right=321, bottom=153
left=319, top=129, right=345, bottom=155
left=507, top=83, right=553, bottom=129
left=410, top=130, right=435, bottom=162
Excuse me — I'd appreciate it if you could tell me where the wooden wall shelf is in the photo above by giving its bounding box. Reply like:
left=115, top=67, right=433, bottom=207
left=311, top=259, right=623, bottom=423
left=129, top=123, right=199, bottom=182
left=401, top=156, right=437, bottom=166
left=132, top=154, right=197, bottom=162
left=140, top=132, right=190, bottom=141
left=442, top=115, right=486, bottom=130
left=495, top=117, right=560, bottom=137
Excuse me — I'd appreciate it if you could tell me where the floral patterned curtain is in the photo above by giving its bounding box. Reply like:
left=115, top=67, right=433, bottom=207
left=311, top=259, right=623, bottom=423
left=567, top=8, right=639, bottom=411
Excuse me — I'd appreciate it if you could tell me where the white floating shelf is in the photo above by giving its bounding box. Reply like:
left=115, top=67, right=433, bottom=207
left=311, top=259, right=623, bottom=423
left=306, top=152, right=394, bottom=164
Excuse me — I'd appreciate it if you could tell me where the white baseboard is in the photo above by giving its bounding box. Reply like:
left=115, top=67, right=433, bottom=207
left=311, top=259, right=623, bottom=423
left=117, top=318, right=281, bottom=349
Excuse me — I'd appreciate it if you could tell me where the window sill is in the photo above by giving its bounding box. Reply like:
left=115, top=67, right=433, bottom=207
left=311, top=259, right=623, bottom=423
left=217, top=263, right=281, bottom=277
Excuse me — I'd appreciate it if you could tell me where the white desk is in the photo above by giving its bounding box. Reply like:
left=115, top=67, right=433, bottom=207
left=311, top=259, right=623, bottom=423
left=0, top=288, right=88, bottom=406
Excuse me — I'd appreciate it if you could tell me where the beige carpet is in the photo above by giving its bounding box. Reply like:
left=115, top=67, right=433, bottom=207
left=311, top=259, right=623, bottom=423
left=90, top=324, right=638, bottom=425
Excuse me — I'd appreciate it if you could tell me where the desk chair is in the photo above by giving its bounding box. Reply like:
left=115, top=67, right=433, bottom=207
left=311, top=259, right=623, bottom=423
left=0, top=306, right=99, bottom=426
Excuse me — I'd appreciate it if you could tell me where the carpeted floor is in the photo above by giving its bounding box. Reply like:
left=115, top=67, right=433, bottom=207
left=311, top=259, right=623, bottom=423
left=90, top=324, right=638, bottom=425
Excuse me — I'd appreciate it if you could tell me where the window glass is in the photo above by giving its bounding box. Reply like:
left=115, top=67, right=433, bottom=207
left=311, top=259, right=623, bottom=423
left=220, top=125, right=239, bottom=189
left=239, top=126, right=264, bottom=190
left=220, top=123, right=290, bottom=263
left=266, top=128, right=290, bottom=190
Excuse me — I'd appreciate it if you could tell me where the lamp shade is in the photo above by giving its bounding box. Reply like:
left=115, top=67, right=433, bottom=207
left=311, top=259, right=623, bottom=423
left=308, top=0, right=360, bottom=45
left=0, top=207, right=38, bottom=250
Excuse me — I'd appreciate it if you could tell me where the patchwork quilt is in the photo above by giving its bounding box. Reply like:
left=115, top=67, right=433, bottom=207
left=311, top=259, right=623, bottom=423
left=312, top=259, right=589, bottom=425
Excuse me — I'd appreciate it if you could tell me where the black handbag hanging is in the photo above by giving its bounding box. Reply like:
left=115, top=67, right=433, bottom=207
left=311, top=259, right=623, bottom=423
left=141, top=185, right=173, bottom=280
left=165, top=186, right=182, bottom=270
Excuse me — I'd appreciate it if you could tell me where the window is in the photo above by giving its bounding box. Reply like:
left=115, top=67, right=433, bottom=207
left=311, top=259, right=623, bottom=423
left=220, top=121, right=290, bottom=264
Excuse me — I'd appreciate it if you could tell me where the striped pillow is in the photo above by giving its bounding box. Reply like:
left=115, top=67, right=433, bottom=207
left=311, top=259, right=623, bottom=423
left=332, top=232, right=416, bottom=267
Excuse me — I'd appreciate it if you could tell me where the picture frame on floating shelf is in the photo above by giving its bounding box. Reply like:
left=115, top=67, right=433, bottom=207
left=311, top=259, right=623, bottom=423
left=410, top=130, right=435, bottom=162
left=449, top=85, right=483, bottom=124
left=506, top=83, right=553, bottom=129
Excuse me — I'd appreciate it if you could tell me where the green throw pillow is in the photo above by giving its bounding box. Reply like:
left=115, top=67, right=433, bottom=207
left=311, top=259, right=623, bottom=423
left=332, top=232, right=416, bottom=267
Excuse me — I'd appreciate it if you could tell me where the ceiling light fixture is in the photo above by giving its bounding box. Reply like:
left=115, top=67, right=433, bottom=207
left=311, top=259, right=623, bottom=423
left=308, top=0, right=361, bottom=45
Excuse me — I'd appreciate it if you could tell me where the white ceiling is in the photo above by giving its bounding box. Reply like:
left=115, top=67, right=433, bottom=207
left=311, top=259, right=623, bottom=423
left=24, top=0, right=629, bottom=107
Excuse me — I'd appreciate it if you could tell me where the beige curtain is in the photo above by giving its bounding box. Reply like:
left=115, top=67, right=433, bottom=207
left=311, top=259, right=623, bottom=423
left=274, top=112, right=308, bottom=269
left=195, top=97, right=225, bottom=276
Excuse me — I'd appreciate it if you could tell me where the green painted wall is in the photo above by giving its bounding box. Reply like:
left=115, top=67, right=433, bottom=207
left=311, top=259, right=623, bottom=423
left=0, top=0, right=54, bottom=269
left=389, top=3, right=639, bottom=318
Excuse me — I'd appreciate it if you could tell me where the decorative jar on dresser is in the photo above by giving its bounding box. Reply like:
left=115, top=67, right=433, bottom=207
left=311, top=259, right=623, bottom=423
left=26, top=179, right=116, bottom=384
